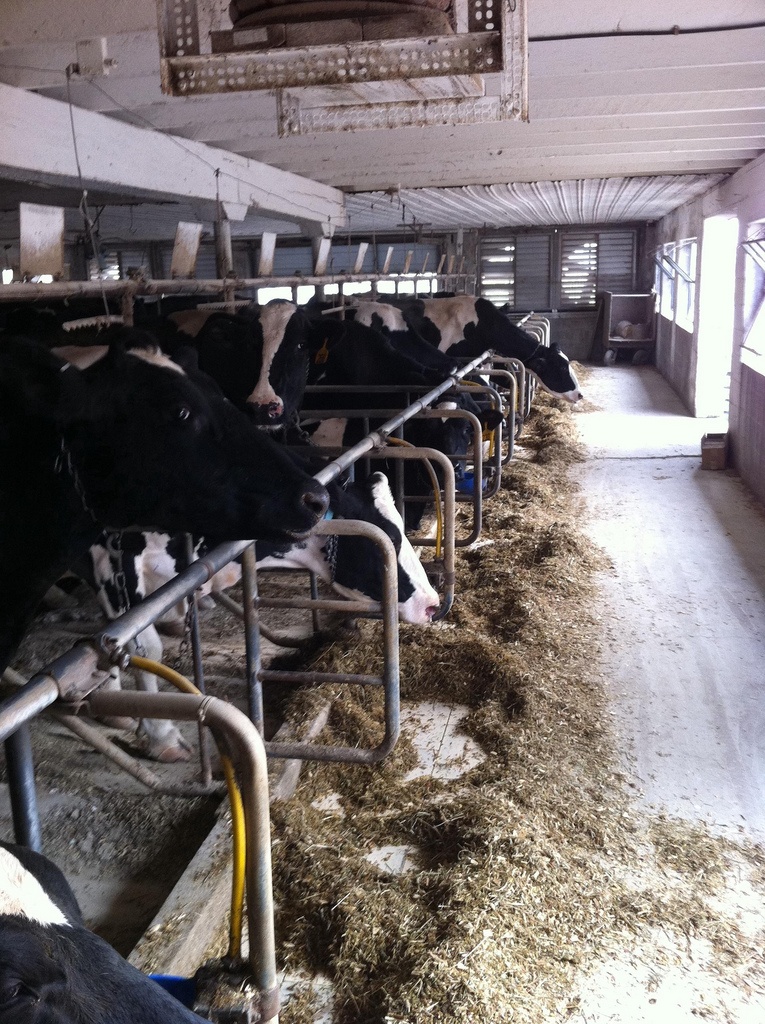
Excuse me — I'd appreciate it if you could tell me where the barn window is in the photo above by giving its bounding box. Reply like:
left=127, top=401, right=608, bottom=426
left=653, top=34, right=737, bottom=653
left=673, top=239, right=698, bottom=330
left=480, top=227, right=636, bottom=310
left=654, top=239, right=697, bottom=330
left=741, top=223, right=765, bottom=374
left=654, top=245, right=676, bottom=321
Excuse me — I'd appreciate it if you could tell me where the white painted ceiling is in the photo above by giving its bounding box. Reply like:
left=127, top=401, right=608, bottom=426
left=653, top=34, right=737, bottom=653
left=0, top=1, right=763, bottom=241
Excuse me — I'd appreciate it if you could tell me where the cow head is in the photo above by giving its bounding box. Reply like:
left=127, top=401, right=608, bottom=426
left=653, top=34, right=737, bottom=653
left=0, top=917, right=206, bottom=1023
left=330, top=472, right=440, bottom=624
left=0, top=843, right=205, bottom=1024
left=49, top=335, right=328, bottom=541
left=174, top=302, right=310, bottom=428
left=524, top=342, right=582, bottom=403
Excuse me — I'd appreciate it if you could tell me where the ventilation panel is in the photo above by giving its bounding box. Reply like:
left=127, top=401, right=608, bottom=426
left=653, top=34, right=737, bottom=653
left=156, top=0, right=527, bottom=133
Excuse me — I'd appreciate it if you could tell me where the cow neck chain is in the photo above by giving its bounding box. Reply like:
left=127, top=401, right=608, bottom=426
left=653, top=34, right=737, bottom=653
left=175, top=605, right=194, bottom=673
left=54, top=436, right=98, bottom=522
left=105, top=532, right=130, bottom=614
left=525, top=340, right=543, bottom=363
left=104, top=531, right=147, bottom=656
left=324, top=532, right=339, bottom=584
left=287, top=408, right=314, bottom=445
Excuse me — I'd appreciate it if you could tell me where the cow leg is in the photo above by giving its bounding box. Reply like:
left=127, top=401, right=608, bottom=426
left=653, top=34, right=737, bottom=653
left=129, top=627, right=193, bottom=764
left=96, top=667, right=137, bottom=731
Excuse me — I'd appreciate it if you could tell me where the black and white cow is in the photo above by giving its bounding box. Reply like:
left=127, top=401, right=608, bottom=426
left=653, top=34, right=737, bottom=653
left=86, top=471, right=440, bottom=760
left=0, top=332, right=329, bottom=680
left=0, top=841, right=206, bottom=1023
left=166, top=300, right=310, bottom=428
left=360, top=296, right=583, bottom=402
left=301, top=315, right=503, bottom=528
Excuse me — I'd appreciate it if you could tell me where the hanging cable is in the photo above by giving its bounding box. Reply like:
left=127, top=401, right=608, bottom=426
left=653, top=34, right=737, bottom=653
left=65, top=64, right=110, bottom=319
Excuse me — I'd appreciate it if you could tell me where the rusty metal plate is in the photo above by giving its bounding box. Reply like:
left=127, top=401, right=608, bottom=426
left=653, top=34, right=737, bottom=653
left=162, top=31, right=502, bottom=94
left=278, top=93, right=505, bottom=134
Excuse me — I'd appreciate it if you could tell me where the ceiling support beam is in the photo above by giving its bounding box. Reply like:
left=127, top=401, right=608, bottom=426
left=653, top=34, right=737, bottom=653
left=0, top=83, right=346, bottom=229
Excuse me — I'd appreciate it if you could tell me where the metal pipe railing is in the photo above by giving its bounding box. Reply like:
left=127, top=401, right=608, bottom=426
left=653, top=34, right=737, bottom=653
left=83, top=689, right=279, bottom=1024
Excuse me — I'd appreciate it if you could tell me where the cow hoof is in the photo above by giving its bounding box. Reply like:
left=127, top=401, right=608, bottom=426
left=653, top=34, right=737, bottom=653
left=98, top=715, right=138, bottom=730
left=133, top=731, right=194, bottom=764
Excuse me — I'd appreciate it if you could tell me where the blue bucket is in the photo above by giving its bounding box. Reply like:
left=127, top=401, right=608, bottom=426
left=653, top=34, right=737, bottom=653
left=150, top=974, right=197, bottom=1009
left=456, top=471, right=487, bottom=495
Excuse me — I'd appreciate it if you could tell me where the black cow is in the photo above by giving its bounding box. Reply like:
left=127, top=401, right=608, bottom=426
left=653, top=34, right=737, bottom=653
left=0, top=841, right=206, bottom=1023
left=0, top=332, right=329, bottom=679
left=165, top=300, right=310, bottom=428
left=300, top=316, right=503, bottom=529
left=363, top=295, right=583, bottom=402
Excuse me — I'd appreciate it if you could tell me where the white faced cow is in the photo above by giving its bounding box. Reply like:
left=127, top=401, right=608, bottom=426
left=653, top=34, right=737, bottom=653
left=0, top=841, right=207, bottom=1023
left=167, top=300, right=310, bottom=428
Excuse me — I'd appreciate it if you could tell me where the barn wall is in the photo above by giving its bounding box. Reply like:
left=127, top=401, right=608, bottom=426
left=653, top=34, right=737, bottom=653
left=651, top=203, right=704, bottom=410
left=654, top=152, right=765, bottom=503
left=547, top=311, right=597, bottom=361
left=737, top=364, right=765, bottom=507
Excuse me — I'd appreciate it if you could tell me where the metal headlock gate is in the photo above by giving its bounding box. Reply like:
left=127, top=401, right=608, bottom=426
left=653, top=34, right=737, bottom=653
left=0, top=223, right=542, bottom=1017
left=0, top=348, right=505, bottom=1020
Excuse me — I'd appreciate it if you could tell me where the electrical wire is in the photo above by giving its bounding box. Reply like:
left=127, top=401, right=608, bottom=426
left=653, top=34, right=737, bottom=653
left=65, top=64, right=110, bottom=317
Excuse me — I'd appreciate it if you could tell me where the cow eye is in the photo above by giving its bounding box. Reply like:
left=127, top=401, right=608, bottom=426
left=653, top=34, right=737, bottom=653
left=0, top=981, right=28, bottom=1006
left=177, top=406, right=191, bottom=421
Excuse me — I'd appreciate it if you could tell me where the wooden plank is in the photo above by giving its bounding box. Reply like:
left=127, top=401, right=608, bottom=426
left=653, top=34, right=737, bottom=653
left=170, top=222, right=203, bottom=278
left=352, top=242, right=368, bottom=275
left=19, top=202, right=64, bottom=279
left=258, top=232, right=277, bottom=276
left=0, top=84, right=346, bottom=229
left=314, top=237, right=332, bottom=275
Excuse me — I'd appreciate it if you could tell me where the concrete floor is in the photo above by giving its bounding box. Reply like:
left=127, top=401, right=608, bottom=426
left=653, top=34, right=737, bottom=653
left=574, top=366, right=765, bottom=842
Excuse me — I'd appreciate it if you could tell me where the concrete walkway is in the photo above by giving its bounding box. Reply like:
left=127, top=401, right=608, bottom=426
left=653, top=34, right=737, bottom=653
left=573, top=367, right=765, bottom=842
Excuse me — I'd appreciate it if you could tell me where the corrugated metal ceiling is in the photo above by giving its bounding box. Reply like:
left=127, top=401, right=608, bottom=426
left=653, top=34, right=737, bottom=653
left=344, top=175, right=728, bottom=232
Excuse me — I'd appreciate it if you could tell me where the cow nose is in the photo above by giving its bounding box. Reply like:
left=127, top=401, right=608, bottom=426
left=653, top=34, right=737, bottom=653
left=302, top=484, right=330, bottom=519
left=267, top=400, right=283, bottom=419
left=425, top=604, right=439, bottom=621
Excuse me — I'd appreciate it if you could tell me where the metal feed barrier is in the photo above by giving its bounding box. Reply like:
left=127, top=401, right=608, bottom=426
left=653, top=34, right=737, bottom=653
left=0, top=355, right=489, bottom=1020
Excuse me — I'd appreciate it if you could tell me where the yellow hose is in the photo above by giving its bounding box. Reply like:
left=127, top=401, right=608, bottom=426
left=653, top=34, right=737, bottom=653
left=129, top=655, right=246, bottom=959
left=459, top=378, right=499, bottom=458
left=384, top=436, right=443, bottom=559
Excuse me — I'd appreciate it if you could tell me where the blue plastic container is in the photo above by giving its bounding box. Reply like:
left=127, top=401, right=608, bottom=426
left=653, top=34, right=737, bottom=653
left=150, top=974, right=197, bottom=1009
left=456, top=471, right=487, bottom=495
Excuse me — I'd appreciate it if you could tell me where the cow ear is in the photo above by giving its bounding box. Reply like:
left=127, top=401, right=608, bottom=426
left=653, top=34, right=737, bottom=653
left=1, top=339, right=85, bottom=420
left=50, top=345, right=110, bottom=370
left=475, top=297, right=502, bottom=321
left=550, top=343, right=560, bottom=353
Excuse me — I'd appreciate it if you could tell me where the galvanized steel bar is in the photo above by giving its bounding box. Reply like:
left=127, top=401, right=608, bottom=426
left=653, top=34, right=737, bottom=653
left=184, top=533, right=213, bottom=787
left=264, top=518, right=400, bottom=764
left=4, top=729, right=42, bottom=850
left=0, top=274, right=476, bottom=303
left=84, top=690, right=278, bottom=1020
left=241, top=544, right=265, bottom=736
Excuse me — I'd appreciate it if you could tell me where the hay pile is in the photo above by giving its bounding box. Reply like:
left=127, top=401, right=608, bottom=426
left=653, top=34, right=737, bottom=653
left=266, top=385, right=765, bottom=1023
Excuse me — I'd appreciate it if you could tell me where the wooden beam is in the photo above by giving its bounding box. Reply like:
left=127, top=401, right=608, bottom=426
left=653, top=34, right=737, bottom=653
left=0, top=83, right=346, bottom=229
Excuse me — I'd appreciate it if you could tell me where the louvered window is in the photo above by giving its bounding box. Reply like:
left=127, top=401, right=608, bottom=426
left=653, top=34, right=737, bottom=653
left=480, top=228, right=636, bottom=309
left=560, top=234, right=598, bottom=307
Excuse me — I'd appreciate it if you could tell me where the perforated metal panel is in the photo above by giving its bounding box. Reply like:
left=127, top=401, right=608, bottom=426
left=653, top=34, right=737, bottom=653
left=156, top=0, right=527, bottom=131
left=168, top=33, right=502, bottom=95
